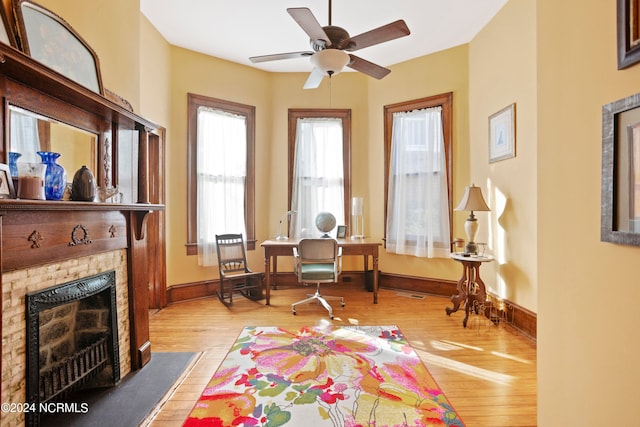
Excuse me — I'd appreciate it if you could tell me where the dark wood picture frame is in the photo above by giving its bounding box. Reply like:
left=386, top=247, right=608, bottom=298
left=0, top=163, right=15, bottom=198
left=0, top=1, right=18, bottom=48
left=601, top=92, right=640, bottom=246
left=337, top=225, right=347, bottom=238
left=617, top=0, right=640, bottom=69
left=12, top=0, right=103, bottom=94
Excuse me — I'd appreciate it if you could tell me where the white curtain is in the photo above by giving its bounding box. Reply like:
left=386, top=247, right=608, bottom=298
left=386, top=106, right=451, bottom=257
left=11, top=110, right=41, bottom=163
left=290, top=118, right=345, bottom=238
left=196, top=107, right=247, bottom=266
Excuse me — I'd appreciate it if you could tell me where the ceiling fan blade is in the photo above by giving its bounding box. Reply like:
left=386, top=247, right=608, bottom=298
left=347, top=54, right=391, bottom=80
left=303, top=67, right=325, bottom=89
left=287, top=7, right=332, bottom=47
left=250, top=51, right=313, bottom=63
left=343, top=20, right=410, bottom=51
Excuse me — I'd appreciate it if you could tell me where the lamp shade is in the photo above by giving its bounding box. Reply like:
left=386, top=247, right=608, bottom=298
left=455, top=184, right=490, bottom=212
left=310, top=49, right=350, bottom=76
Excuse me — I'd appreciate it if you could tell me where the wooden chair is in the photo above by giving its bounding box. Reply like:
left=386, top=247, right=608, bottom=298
left=215, top=234, right=264, bottom=305
left=292, top=238, right=343, bottom=319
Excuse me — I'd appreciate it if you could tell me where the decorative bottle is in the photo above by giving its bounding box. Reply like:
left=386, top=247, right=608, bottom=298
left=8, top=151, right=21, bottom=190
left=37, top=151, right=66, bottom=200
left=71, top=165, right=96, bottom=201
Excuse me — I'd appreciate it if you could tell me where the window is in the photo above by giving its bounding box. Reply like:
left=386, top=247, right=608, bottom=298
left=187, top=94, right=256, bottom=261
left=384, top=93, right=453, bottom=257
left=288, top=109, right=351, bottom=238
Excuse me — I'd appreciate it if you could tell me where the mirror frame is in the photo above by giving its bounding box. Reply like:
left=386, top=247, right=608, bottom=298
left=11, top=0, right=103, bottom=95
left=601, top=92, right=640, bottom=245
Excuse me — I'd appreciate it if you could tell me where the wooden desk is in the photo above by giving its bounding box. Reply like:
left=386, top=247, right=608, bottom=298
left=261, top=239, right=382, bottom=306
left=446, top=253, right=494, bottom=327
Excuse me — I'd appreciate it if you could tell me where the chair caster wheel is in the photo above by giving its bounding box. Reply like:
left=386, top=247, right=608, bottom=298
left=292, top=311, right=297, bottom=315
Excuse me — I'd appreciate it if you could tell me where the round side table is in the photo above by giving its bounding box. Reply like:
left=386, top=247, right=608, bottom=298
left=446, top=253, right=494, bottom=327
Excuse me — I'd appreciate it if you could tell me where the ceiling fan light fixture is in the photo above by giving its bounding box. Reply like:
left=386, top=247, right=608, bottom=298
left=310, top=49, right=350, bottom=76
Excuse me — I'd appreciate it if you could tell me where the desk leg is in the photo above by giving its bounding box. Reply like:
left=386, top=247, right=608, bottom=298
left=373, top=252, right=379, bottom=304
left=264, top=253, right=271, bottom=306
left=272, top=256, right=278, bottom=290
left=446, top=265, right=467, bottom=317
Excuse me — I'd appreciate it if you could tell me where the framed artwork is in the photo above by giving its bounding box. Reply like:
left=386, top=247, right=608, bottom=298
left=617, top=0, right=640, bottom=69
left=0, top=163, right=16, bottom=198
left=489, top=103, right=516, bottom=163
left=336, top=225, right=347, bottom=238
left=12, top=0, right=103, bottom=94
left=601, top=92, right=640, bottom=246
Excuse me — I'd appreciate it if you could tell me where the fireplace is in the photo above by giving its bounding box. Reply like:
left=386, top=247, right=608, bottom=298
left=25, top=271, right=120, bottom=426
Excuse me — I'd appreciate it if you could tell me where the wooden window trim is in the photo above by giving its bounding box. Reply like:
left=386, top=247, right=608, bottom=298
left=287, top=109, right=352, bottom=232
left=383, top=92, right=453, bottom=245
left=186, top=93, right=256, bottom=254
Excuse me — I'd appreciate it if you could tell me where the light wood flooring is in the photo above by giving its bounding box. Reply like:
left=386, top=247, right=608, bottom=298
left=144, top=283, right=537, bottom=427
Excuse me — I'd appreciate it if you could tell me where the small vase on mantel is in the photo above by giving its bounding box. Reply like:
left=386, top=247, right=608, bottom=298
left=71, top=165, right=96, bottom=201
left=37, top=151, right=66, bottom=200
left=8, top=151, right=21, bottom=190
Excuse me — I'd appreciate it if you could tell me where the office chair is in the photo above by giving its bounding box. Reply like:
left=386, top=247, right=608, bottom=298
left=292, top=238, right=344, bottom=319
left=215, top=234, right=264, bottom=305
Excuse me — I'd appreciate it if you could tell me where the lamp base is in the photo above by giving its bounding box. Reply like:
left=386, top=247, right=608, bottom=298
left=465, top=241, right=478, bottom=255
left=274, top=234, right=289, bottom=241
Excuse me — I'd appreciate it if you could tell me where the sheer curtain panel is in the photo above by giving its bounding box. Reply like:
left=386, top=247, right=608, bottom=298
left=290, top=118, right=345, bottom=238
left=196, top=107, right=247, bottom=266
left=386, top=106, right=451, bottom=257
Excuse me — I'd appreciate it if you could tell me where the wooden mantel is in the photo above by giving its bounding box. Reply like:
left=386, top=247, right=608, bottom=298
left=0, top=40, right=166, bottom=399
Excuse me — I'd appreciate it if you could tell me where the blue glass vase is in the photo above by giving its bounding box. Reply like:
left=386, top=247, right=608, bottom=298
left=8, top=152, right=21, bottom=190
left=37, top=151, right=66, bottom=200
left=8, top=152, right=21, bottom=177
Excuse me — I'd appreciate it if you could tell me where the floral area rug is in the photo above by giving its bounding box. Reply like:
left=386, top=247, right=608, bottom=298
left=183, top=325, right=464, bottom=427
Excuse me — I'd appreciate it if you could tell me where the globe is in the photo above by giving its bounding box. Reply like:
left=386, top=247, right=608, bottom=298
left=315, top=211, right=336, bottom=237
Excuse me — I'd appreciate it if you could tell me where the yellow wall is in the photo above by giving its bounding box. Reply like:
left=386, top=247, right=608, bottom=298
left=139, top=14, right=171, bottom=131
left=536, top=0, right=640, bottom=424
left=469, top=0, right=538, bottom=311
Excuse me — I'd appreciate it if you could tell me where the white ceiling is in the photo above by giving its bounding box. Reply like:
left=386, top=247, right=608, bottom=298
left=140, top=0, right=508, bottom=74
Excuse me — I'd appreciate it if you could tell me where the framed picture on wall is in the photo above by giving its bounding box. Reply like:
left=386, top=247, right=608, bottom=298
left=617, top=0, right=640, bottom=69
left=601, top=92, right=640, bottom=246
left=489, top=103, right=516, bottom=163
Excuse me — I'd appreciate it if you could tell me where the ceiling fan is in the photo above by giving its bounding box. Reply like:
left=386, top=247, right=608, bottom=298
left=249, top=0, right=410, bottom=89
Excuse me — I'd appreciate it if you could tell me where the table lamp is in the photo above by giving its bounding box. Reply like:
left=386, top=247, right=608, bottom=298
left=275, top=210, right=296, bottom=240
left=351, top=197, right=364, bottom=239
left=454, top=184, right=490, bottom=254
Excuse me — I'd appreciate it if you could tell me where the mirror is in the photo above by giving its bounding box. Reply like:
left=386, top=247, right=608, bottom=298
left=9, top=105, right=98, bottom=181
left=14, top=0, right=103, bottom=94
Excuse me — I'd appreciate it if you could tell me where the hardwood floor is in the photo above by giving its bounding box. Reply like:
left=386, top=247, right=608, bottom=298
left=144, top=283, right=537, bottom=427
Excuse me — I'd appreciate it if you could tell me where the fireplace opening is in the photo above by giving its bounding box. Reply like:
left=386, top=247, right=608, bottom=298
left=25, top=271, right=120, bottom=426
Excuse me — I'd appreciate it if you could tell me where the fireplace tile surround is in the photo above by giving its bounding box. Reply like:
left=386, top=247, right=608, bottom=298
left=1, top=250, right=130, bottom=426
